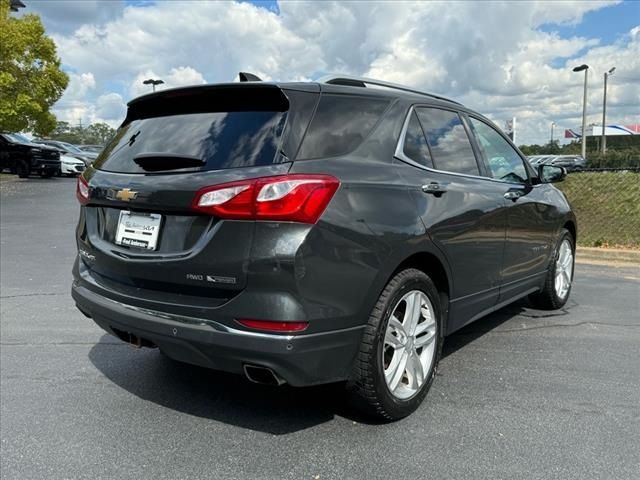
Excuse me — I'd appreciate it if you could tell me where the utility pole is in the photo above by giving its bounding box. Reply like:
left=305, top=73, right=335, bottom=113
left=550, top=122, right=555, bottom=145
left=572, top=64, right=589, bottom=160
left=602, top=67, right=616, bottom=154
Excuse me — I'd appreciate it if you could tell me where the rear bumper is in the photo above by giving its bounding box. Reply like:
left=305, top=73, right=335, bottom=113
left=72, top=280, right=364, bottom=387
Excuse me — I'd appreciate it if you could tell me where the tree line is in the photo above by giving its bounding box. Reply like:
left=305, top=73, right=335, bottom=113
left=44, top=121, right=116, bottom=145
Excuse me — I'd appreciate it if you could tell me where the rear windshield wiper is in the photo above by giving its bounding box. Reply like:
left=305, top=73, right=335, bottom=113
left=133, top=153, right=206, bottom=172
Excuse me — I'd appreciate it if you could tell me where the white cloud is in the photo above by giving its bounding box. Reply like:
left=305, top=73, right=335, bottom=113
left=33, top=0, right=638, bottom=144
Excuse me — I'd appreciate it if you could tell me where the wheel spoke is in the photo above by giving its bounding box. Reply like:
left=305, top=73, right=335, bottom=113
left=384, top=329, right=404, bottom=350
left=555, top=274, right=563, bottom=294
left=388, top=316, right=406, bottom=336
left=405, top=353, right=424, bottom=389
left=414, top=329, right=436, bottom=348
left=403, top=292, right=423, bottom=335
left=414, top=312, right=434, bottom=336
left=387, top=349, right=409, bottom=392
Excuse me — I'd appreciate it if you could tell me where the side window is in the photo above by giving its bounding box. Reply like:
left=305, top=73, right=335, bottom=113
left=297, top=95, right=390, bottom=159
left=469, top=118, right=528, bottom=184
left=415, top=108, right=479, bottom=175
left=402, top=111, right=433, bottom=168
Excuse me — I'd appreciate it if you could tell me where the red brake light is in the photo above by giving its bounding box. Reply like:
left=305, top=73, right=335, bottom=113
left=192, top=174, right=339, bottom=223
left=77, top=175, right=90, bottom=204
left=236, top=319, right=309, bottom=333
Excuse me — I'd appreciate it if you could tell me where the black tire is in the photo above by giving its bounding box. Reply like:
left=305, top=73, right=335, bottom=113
left=346, top=268, right=443, bottom=421
left=529, top=228, right=575, bottom=310
left=16, top=160, right=30, bottom=178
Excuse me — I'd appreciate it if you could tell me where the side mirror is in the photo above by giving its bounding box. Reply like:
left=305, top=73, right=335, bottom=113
left=538, top=164, right=566, bottom=183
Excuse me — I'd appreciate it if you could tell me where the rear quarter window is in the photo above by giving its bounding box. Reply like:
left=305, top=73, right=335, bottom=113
left=296, top=94, right=390, bottom=159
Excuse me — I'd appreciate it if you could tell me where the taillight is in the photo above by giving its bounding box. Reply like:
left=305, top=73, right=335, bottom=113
left=76, top=175, right=90, bottom=204
left=236, top=319, right=309, bottom=333
left=192, top=174, right=339, bottom=223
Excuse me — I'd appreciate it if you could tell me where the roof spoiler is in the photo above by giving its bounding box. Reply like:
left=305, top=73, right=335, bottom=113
left=239, top=72, right=262, bottom=82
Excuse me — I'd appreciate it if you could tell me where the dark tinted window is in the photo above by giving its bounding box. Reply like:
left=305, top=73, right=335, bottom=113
left=415, top=108, right=479, bottom=175
left=403, top=111, right=433, bottom=168
left=94, top=111, right=286, bottom=173
left=470, top=117, right=528, bottom=183
left=297, top=95, right=389, bottom=159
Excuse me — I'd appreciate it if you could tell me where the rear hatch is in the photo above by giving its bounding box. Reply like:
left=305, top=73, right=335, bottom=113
left=77, top=83, right=318, bottom=303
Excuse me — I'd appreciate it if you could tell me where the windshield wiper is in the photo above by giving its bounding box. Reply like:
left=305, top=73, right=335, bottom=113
left=133, top=153, right=206, bottom=172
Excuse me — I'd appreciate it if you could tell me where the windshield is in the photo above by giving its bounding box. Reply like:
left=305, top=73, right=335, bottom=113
left=59, top=142, right=84, bottom=154
left=6, top=133, right=34, bottom=144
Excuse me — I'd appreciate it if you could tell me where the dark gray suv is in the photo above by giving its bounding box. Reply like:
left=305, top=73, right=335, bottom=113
left=72, top=75, right=576, bottom=420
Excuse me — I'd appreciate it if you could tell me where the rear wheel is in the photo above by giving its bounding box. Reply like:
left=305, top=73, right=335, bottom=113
left=347, top=268, right=443, bottom=421
left=529, top=228, right=575, bottom=310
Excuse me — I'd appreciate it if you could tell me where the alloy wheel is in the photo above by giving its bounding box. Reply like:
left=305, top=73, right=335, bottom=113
left=555, top=239, right=573, bottom=300
left=382, top=290, right=437, bottom=399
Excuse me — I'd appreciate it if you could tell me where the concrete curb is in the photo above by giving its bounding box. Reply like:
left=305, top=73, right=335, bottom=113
left=576, top=247, right=640, bottom=267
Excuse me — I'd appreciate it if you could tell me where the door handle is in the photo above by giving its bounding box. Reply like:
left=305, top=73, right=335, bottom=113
left=504, top=190, right=523, bottom=201
left=422, top=182, right=448, bottom=195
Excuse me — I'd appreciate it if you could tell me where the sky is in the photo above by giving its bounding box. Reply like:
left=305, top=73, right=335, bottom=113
left=17, top=0, right=640, bottom=145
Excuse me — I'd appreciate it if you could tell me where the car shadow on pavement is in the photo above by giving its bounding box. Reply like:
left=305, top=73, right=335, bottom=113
left=88, top=297, right=564, bottom=434
left=88, top=335, right=345, bottom=435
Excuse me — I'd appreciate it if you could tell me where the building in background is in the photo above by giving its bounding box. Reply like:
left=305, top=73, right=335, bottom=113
left=565, top=124, right=640, bottom=138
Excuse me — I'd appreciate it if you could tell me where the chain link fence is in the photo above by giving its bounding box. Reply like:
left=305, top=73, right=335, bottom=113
left=558, top=169, right=640, bottom=248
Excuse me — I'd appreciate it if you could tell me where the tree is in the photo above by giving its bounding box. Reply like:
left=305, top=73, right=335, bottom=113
left=84, top=122, right=115, bottom=144
left=0, top=0, right=68, bottom=135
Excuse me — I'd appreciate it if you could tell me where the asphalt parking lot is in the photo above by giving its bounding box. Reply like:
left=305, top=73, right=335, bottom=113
left=1, top=177, right=639, bottom=480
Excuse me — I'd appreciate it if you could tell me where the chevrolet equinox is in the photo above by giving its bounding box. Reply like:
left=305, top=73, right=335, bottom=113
left=72, top=74, right=576, bottom=420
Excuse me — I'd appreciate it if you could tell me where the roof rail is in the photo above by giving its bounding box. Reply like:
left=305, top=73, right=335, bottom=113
left=317, top=74, right=461, bottom=105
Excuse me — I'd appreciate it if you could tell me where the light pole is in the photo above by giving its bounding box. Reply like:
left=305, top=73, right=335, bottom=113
left=550, top=121, right=556, bottom=145
left=143, top=78, right=164, bottom=92
left=572, top=64, right=589, bottom=160
left=602, top=67, right=615, bottom=154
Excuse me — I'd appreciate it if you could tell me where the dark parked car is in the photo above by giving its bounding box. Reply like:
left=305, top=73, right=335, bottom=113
left=0, top=133, right=61, bottom=178
left=34, top=139, right=97, bottom=166
left=78, top=145, right=104, bottom=154
left=549, top=155, right=586, bottom=172
left=72, top=75, right=576, bottom=420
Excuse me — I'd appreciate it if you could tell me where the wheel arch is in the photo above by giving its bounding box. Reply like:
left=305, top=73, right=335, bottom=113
left=373, top=247, right=453, bottom=332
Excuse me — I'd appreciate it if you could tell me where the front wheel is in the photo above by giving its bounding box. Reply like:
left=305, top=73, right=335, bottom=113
left=347, top=268, right=443, bottom=421
left=16, top=160, right=30, bottom=178
left=529, top=228, right=575, bottom=310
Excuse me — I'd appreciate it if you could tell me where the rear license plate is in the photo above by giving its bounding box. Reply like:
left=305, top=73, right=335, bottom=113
left=115, top=211, right=162, bottom=250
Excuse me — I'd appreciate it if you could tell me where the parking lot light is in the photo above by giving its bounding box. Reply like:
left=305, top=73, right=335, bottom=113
left=572, top=64, right=589, bottom=161
left=602, top=67, right=615, bottom=154
left=142, top=78, right=164, bottom=92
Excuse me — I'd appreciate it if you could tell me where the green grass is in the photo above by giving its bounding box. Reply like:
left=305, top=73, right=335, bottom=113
left=558, top=172, right=640, bottom=248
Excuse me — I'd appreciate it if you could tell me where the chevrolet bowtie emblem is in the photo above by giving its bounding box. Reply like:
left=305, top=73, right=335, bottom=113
left=115, top=188, right=138, bottom=202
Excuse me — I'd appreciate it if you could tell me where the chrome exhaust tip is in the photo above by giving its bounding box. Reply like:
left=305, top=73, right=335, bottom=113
left=243, top=364, right=286, bottom=386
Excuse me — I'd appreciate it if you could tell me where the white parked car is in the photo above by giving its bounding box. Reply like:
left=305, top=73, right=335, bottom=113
left=59, top=154, right=86, bottom=176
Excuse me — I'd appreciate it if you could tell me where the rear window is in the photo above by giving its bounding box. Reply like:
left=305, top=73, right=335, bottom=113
left=94, top=111, right=287, bottom=173
left=297, top=94, right=390, bottom=159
